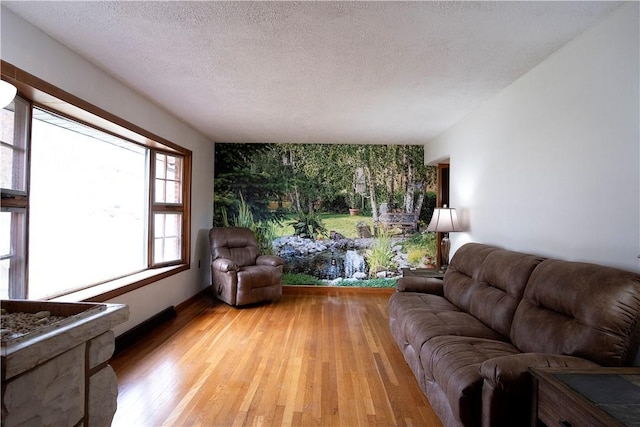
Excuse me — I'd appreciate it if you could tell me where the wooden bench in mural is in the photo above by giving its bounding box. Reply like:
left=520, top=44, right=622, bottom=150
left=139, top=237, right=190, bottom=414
left=378, top=212, right=418, bottom=234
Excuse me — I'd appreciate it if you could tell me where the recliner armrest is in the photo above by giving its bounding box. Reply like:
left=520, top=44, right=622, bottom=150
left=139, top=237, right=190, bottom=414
left=256, top=255, right=285, bottom=267
left=395, top=276, right=444, bottom=295
left=212, top=257, right=239, bottom=272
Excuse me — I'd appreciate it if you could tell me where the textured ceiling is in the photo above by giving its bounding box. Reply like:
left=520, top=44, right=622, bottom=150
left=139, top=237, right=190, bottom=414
left=3, top=1, right=621, bottom=144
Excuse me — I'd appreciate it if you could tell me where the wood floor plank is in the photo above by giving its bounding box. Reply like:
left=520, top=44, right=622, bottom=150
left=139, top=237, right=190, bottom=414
left=110, top=288, right=441, bottom=427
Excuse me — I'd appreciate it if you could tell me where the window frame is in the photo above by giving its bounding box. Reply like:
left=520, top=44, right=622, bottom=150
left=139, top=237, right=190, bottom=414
left=151, top=152, right=187, bottom=266
left=1, top=208, right=27, bottom=298
left=1, top=61, right=192, bottom=302
left=1, top=94, right=31, bottom=301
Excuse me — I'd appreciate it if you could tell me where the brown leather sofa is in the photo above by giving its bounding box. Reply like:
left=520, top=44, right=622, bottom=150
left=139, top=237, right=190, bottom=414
left=210, top=227, right=284, bottom=306
left=389, top=243, right=640, bottom=427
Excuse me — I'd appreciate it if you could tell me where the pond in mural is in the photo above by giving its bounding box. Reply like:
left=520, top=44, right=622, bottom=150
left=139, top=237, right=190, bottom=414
left=281, top=248, right=368, bottom=280
left=213, top=143, right=439, bottom=286
left=273, top=234, right=375, bottom=282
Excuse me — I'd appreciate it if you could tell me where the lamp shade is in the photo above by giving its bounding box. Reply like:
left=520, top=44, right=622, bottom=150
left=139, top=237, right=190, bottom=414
left=0, top=80, right=18, bottom=109
left=427, top=206, right=461, bottom=233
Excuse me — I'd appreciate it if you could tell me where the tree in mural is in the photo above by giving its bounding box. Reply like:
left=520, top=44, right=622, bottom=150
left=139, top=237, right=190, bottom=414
left=213, top=142, right=436, bottom=227
left=213, top=143, right=283, bottom=226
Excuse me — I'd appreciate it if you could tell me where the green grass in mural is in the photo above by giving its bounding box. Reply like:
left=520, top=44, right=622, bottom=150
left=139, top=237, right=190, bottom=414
left=319, top=213, right=374, bottom=238
left=283, top=272, right=397, bottom=288
left=274, top=213, right=374, bottom=239
left=282, top=273, right=325, bottom=286
left=400, top=231, right=438, bottom=261
left=332, top=278, right=397, bottom=288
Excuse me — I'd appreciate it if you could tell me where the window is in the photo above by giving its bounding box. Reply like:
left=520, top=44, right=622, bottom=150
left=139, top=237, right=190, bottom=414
left=28, top=108, right=150, bottom=298
left=155, top=153, right=182, bottom=204
left=153, top=153, right=184, bottom=265
left=1, top=97, right=29, bottom=299
left=1, top=65, right=191, bottom=301
left=0, top=210, right=26, bottom=298
left=0, top=97, right=28, bottom=194
left=153, top=213, right=182, bottom=264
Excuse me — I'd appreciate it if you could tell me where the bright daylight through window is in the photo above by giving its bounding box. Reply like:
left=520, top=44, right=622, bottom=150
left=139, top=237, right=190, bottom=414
left=1, top=84, right=189, bottom=301
left=28, top=108, right=149, bottom=299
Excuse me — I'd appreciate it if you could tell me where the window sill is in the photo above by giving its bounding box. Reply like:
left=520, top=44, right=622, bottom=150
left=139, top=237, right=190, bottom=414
left=49, top=264, right=189, bottom=303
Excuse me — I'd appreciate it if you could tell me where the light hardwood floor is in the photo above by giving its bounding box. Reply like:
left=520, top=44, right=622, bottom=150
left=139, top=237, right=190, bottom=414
left=110, top=287, right=441, bottom=427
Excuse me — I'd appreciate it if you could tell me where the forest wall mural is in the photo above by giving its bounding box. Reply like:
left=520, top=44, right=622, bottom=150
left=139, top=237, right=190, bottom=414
left=213, top=143, right=438, bottom=287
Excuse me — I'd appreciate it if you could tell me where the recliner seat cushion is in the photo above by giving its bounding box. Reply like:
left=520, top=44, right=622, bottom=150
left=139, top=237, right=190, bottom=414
left=236, top=283, right=282, bottom=307
left=237, top=265, right=281, bottom=290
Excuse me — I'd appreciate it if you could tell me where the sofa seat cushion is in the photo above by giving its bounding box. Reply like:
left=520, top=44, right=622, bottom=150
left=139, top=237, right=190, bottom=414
left=389, top=292, right=505, bottom=352
left=389, top=291, right=460, bottom=316
left=405, top=310, right=507, bottom=354
left=389, top=292, right=460, bottom=344
left=420, top=336, right=520, bottom=427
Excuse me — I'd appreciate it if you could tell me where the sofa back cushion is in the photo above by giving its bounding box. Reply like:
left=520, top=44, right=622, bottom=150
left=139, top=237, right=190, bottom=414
left=443, top=243, right=542, bottom=338
left=511, top=259, right=640, bottom=366
left=468, top=250, right=544, bottom=337
left=445, top=243, right=543, bottom=338
left=444, top=243, right=499, bottom=312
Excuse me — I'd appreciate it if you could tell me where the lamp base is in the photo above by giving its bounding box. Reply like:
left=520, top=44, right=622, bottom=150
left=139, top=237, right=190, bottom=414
left=440, top=234, right=451, bottom=272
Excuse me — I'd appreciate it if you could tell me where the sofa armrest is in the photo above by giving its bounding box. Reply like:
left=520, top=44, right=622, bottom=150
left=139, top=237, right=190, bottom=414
left=395, top=276, right=444, bottom=295
left=256, top=255, right=285, bottom=267
left=212, top=257, right=239, bottom=272
left=481, top=353, right=600, bottom=385
left=479, top=353, right=600, bottom=426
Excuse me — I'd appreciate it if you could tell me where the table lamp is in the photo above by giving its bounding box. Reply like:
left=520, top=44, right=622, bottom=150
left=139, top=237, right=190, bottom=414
left=427, top=205, right=460, bottom=271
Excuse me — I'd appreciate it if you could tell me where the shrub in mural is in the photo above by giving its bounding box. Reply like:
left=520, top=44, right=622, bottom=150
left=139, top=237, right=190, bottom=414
left=214, top=143, right=438, bottom=286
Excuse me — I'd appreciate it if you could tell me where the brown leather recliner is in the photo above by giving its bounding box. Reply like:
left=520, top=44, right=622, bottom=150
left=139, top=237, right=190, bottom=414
left=209, top=227, right=284, bottom=307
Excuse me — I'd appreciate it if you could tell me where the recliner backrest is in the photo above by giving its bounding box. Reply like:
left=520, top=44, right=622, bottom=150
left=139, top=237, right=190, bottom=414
left=210, top=227, right=260, bottom=267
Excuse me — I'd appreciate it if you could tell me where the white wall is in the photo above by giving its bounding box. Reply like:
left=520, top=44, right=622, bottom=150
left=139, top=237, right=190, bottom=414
left=426, top=3, right=640, bottom=273
left=1, top=8, right=216, bottom=334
